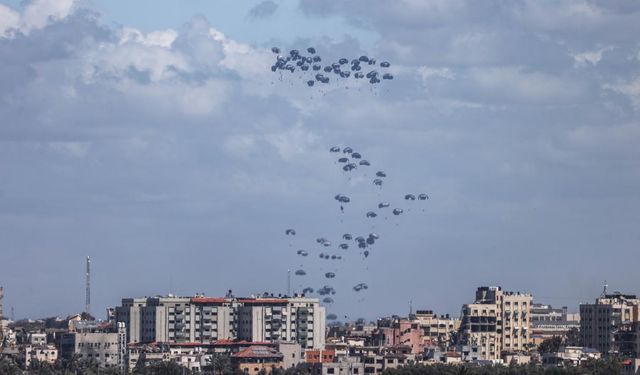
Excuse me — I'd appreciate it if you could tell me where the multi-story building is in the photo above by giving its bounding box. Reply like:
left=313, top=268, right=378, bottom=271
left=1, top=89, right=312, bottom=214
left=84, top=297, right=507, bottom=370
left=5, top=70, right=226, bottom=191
left=580, top=290, right=640, bottom=356
left=530, top=304, right=580, bottom=346
left=414, top=310, right=460, bottom=350
left=116, top=294, right=325, bottom=349
left=237, top=296, right=325, bottom=349
left=115, top=295, right=238, bottom=344
left=22, top=345, right=58, bottom=367
left=60, top=322, right=127, bottom=370
left=374, top=317, right=424, bottom=354
left=458, top=286, right=532, bottom=360
left=0, top=286, right=3, bottom=344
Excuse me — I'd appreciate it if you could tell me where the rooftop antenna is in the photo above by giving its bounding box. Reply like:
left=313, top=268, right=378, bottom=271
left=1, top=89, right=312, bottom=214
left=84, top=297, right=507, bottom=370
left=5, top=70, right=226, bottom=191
left=409, top=300, right=413, bottom=316
left=600, top=280, right=608, bottom=298
left=287, top=269, right=291, bottom=296
left=85, top=256, right=91, bottom=316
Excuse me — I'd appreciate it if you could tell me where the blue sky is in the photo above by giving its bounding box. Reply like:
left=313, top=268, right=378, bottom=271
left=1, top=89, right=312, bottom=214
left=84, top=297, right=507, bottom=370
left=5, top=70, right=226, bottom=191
left=0, top=0, right=639, bottom=321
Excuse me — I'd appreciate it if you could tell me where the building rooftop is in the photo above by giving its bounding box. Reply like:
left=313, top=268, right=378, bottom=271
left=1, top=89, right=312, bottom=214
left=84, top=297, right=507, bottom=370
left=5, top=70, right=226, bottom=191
left=232, top=345, right=283, bottom=359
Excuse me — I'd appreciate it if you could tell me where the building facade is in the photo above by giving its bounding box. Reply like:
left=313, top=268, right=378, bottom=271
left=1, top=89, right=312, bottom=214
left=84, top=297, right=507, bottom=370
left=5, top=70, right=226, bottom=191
left=530, top=304, right=580, bottom=346
left=580, top=291, right=640, bottom=356
left=414, top=310, right=460, bottom=350
left=116, top=294, right=325, bottom=349
left=459, top=286, right=532, bottom=360
left=60, top=322, right=127, bottom=370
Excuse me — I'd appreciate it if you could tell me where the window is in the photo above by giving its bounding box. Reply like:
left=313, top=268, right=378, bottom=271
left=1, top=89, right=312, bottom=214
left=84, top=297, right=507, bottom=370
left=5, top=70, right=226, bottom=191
left=327, top=368, right=335, bottom=374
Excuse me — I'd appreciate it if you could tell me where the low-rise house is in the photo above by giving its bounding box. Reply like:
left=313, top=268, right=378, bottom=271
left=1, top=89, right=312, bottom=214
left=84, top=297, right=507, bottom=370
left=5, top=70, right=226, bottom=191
left=308, top=355, right=365, bottom=375
left=501, top=351, right=530, bottom=365
left=231, top=345, right=284, bottom=375
left=22, top=345, right=58, bottom=368
left=542, top=346, right=601, bottom=367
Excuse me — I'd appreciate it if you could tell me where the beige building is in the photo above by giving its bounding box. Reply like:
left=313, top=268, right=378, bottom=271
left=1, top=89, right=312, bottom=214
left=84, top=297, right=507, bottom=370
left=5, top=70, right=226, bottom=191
left=580, top=290, right=640, bottom=356
left=414, top=310, right=460, bottom=349
left=237, top=296, right=325, bottom=349
left=459, top=286, right=532, bottom=360
left=115, top=296, right=238, bottom=344
left=23, top=345, right=58, bottom=367
left=530, top=304, right=580, bottom=346
left=116, top=294, right=325, bottom=349
left=60, top=322, right=127, bottom=370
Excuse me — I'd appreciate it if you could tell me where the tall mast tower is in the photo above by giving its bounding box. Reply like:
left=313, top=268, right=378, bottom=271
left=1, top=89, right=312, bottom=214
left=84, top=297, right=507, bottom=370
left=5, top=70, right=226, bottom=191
left=85, top=256, right=91, bottom=316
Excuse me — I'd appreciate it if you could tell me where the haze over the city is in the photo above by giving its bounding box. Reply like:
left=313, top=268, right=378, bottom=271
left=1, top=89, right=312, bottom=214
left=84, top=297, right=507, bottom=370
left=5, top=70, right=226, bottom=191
left=1, top=0, right=639, bottom=320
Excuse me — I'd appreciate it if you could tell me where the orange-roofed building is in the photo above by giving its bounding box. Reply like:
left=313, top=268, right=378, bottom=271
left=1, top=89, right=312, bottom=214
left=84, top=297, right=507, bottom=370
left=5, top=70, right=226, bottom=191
left=231, top=345, right=284, bottom=375
left=305, top=349, right=336, bottom=363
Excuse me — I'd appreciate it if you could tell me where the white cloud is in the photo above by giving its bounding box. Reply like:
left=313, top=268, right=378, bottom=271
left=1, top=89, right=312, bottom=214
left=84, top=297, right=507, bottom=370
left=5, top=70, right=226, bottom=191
left=119, top=28, right=178, bottom=48
left=0, top=4, right=20, bottom=37
left=21, top=0, right=75, bottom=32
left=418, top=66, right=455, bottom=80
left=469, top=66, right=584, bottom=104
left=265, top=125, right=320, bottom=161
left=0, top=0, right=76, bottom=37
left=605, top=75, right=640, bottom=109
left=572, top=46, right=614, bottom=67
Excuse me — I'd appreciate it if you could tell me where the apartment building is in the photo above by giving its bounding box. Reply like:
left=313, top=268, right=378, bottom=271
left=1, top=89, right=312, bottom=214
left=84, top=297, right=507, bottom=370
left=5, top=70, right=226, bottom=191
left=414, top=310, right=460, bottom=349
left=115, top=295, right=238, bottom=344
left=374, top=317, right=423, bottom=354
left=530, top=304, right=580, bottom=346
left=237, top=296, right=325, bottom=349
left=580, top=291, right=640, bottom=356
left=458, top=286, right=532, bottom=360
left=116, top=294, right=325, bottom=349
left=60, top=322, right=127, bottom=370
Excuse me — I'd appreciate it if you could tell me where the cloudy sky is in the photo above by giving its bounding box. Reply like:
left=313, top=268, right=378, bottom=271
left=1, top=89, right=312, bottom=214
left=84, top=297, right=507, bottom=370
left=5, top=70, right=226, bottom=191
left=1, top=0, right=639, bottom=321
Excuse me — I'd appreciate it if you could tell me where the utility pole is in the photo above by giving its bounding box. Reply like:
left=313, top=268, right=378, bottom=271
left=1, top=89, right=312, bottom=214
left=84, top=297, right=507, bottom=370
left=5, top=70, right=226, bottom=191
left=85, top=256, right=91, bottom=316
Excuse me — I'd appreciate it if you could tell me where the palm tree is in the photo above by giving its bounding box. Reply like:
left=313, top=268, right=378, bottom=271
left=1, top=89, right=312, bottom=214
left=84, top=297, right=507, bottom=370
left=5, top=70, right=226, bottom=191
left=0, top=357, right=22, bottom=375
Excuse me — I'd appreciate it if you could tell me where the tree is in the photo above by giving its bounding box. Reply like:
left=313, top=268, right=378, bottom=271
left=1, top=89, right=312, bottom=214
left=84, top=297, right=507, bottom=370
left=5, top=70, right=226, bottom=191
left=539, top=336, right=563, bottom=354
left=0, top=357, right=22, bottom=375
left=564, top=328, right=580, bottom=347
left=205, top=353, right=231, bottom=375
left=136, top=360, right=192, bottom=375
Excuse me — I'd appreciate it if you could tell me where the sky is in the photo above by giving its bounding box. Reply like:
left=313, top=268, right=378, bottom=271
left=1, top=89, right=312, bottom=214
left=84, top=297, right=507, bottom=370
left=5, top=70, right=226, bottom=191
left=0, top=0, right=639, bottom=321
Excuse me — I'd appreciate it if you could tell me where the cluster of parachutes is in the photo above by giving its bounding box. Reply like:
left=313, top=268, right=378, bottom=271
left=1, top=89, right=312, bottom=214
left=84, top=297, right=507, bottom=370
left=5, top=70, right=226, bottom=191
left=281, top=144, right=430, bottom=322
left=270, top=47, right=394, bottom=87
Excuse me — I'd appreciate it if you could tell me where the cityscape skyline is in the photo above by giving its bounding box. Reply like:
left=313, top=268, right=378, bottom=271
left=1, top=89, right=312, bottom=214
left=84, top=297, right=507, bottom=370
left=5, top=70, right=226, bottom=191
left=1, top=0, right=639, bottom=323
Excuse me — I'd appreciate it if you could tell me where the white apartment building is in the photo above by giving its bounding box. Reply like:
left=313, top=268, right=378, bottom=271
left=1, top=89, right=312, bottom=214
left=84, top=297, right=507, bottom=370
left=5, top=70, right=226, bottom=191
left=237, top=296, right=325, bottom=349
left=116, top=294, right=325, bottom=349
